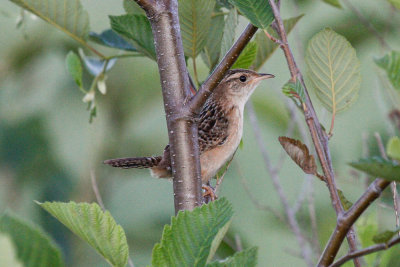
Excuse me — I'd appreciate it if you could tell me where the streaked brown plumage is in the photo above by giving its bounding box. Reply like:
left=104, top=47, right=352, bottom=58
left=104, top=69, right=274, bottom=182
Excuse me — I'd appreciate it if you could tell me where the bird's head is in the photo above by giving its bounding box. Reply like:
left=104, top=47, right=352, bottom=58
left=215, top=69, right=274, bottom=106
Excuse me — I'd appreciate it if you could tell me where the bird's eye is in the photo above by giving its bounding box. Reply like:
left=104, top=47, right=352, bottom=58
left=239, top=75, right=247, bottom=82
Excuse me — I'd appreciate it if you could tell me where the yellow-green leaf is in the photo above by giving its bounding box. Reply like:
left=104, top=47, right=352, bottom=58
left=38, top=202, right=129, bottom=267
left=337, top=189, right=353, bottom=211
left=202, top=13, right=225, bottom=70
left=322, top=0, right=342, bottom=8
left=10, top=0, right=89, bottom=42
left=219, top=8, right=238, bottom=62
left=0, top=212, right=64, bottom=267
left=232, top=42, right=257, bottom=69
left=306, top=28, right=361, bottom=113
left=388, top=0, right=400, bottom=9
left=252, top=15, right=303, bottom=71
left=178, top=0, right=215, bottom=59
left=375, top=51, right=400, bottom=90
left=387, top=136, right=400, bottom=161
left=66, top=51, right=83, bottom=88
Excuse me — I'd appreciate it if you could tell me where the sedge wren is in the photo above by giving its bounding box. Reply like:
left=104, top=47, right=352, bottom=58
left=104, top=69, right=274, bottom=183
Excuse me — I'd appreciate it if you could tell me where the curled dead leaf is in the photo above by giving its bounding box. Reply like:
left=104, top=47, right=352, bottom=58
left=278, top=136, right=317, bottom=175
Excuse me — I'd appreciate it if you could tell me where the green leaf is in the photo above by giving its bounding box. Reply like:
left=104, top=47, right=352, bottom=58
left=123, top=0, right=145, bottom=14
left=0, top=233, right=24, bottom=267
left=375, top=51, right=400, bottom=90
left=252, top=15, right=303, bottom=71
left=66, top=51, right=83, bottom=88
left=322, top=0, right=342, bottom=8
left=306, top=28, right=361, bottom=113
left=207, top=247, right=258, bottom=267
left=372, top=228, right=400, bottom=244
left=282, top=79, right=306, bottom=103
left=228, top=0, right=273, bottom=29
left=89, top=29, right=137, bottom=51
left=231, top=42, right=257, bottom=69
left=220, top=8, right=238, bottom=61
left=337, top=189, right=353, bottom=211
left=388, top=0, right=400, bottom=9
left=202, top=14, right=225, bottom=70
left=349, top=156, right=400, bottom=181
left=0, top=212, right=64, bottom=267
left=178, top=0, right=215, bottom=59
left=110, top=14, right=156, bottom=60
left=387, top=136, right=400, bottom=161
left=356, top=214, right=379, bottom=265
left=151, top=198, right=233, bottom=267
left=10, top=0, right=89, bottom=42
left=79, top=49, right=117, bottom=76
left=38, top=202, right=128, bottom=267
left=216, top=0, right=234, bottom=9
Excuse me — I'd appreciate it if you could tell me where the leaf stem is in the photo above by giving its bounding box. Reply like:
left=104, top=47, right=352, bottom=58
left=192, top=57, right=200, bottom=87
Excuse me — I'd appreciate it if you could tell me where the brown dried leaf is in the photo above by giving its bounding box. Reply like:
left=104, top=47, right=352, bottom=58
left=278, top=136, right=317, bottom=175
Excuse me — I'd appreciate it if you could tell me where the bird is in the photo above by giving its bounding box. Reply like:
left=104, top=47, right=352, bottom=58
left=104, top=69, right=274, bottom=184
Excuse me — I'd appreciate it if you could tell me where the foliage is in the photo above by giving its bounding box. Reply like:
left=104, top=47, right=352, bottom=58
left=231, top=42, right=257, bottom=69
left=9, top=0, right=89, bottom=42
left=89, top=29, right=137, bottom=51
left=228, top=0, right=274, bottom=29
left=4, top=0, right=400, bottom=266
left=375, top=51, right=400, bottom=90
left=349, top=156, right=400, bottom=181
left=109, top=14, right=156, bottom=60
left=152, top=198, right=243, bottom=267
left=306, top=28, right=361, bottom=114
left=322, top=0, right=342, bottom=8
left=178, top=0, right=216, bottom=59
left=387, top=136, right=400, bottom=161
left=278, top=136, right=317, bottom=175
left=0, top=212, right=64, bottom=267
left=38, top=202, right=129, bottom=267
left=252, top=15, right=303, bottom=71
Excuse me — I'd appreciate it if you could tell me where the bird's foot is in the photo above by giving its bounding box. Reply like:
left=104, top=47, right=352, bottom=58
left=202, top=184, right=217, bottom=204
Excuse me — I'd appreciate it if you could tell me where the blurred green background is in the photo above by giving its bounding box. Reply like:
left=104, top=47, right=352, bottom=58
left=1, top=0, right=400, bottom=266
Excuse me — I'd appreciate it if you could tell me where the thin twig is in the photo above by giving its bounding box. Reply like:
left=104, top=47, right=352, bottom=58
left=292, top=175, right=310, bottom=214
left=247, top=102, right=313, bottom=267
left=90, top=170, right=105, bottom=211
left=90, top=170, right=135, bottom=267
left=375, top=132, right=400, bottom=230
left=238, top=163, right=286, bottom=224
left=267, top=1, right=361, bottom=265
left=264, top=30, right=281, bottom=44
left=329, top=236, right=400, bottom=267
left=215, top=150, right=237, bottom=195
left=234, top=234, right=243, bottom=252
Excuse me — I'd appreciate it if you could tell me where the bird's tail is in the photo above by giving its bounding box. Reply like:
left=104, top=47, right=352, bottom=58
left=103, top=156, right=162, bottom=169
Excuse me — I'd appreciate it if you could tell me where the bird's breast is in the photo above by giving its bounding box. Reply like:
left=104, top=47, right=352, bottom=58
left=200, top=106, right=243, bottom=182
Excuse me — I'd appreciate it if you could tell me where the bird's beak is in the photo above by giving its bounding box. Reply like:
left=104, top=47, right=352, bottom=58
left=257, top=73, right=275, bottom=80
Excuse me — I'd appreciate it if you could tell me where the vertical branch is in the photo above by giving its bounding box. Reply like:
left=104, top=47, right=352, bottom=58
left=137, top=0, right=202, bottom=212
left=267, top=0, right=360, bottom=265
left=136, top=2, right=257, bottom=213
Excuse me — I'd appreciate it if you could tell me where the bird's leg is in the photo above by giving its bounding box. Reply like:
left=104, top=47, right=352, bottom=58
left=202, top=182, right=217, bottom=203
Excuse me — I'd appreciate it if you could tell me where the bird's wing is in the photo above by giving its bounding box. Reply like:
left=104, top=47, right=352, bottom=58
left=198, top=100, right=229, bottom=153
